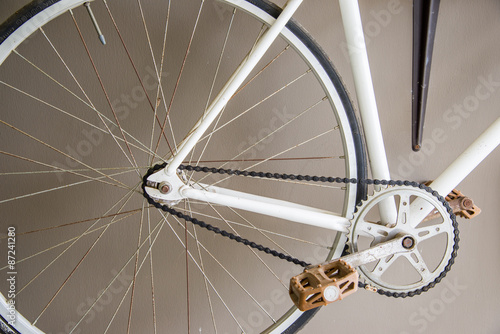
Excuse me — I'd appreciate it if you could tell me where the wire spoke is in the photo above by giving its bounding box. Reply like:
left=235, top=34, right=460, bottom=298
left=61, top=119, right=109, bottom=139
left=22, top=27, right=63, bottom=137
left=198, top=61, right=310, bottom=146
left=186, top=200, right=217, bottom=333
left=229, top=208, right=292, bottom=269
left=126, top=200, right=145, bottom=334
left=207, top=202, right=286, bottom=293
left=18, top=185, right=138, bottom=302
left=1, top=118, right=134, bottom=190
left=161, top=212, right=247, bottom=333
left=148, top=0, right=174, bottom=169
left=136, top=0, right=178, bottom=162
left=146, top=206, right=158, bottom=334
left=196, top=97, right=332, bottom=186
left=102, top=0, right=175, bottom=156
left=0, top=150, right=129, bottom=190
left=32, top=206, right=123, bottom=325
left=39, top=27, right=95, bottom=107
left=0, top=80, right=165, bottom=163
left=70, top=9, right=141, bottom=174
left=153, top=0, right=205, bottom=157
left=0, top=165, right=147, bottom=177
left=68, top=213, right=165, bottom=334
left=0, top=168, right=136, bottom=205
left=4, top=208, right=144, bottom=238
left=103, top=213, right=166, bottom=334
left=0, top=209, right=140, bottom=272
left=13, top=49, right=93, bottom=109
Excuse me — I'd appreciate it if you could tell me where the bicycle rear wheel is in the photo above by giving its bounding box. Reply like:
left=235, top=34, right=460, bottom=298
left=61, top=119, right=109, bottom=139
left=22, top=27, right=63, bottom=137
left=0, top=0, right=366, bottom=333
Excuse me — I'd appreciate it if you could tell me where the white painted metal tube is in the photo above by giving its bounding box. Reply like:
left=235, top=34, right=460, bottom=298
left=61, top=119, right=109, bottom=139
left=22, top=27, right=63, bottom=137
left=181, top=185, right=351, bottom=233
left=410, top=117, right=500, bottom=226
left=338, top=0, right=397, bottom=223
left=166, top=0, right=303, bottom=175
left=429, top=117, right=500, bottom=197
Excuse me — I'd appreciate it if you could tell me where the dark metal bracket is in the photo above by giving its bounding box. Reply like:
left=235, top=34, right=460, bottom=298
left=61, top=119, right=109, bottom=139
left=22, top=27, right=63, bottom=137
left=412, top=0, right=441, bottom=151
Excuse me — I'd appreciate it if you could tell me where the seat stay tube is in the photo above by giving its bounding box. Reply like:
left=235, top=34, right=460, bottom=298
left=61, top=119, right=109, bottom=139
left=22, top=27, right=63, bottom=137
left=338, top=0, right=397, bottom=224
left=165, top=0, right=303, bottom=176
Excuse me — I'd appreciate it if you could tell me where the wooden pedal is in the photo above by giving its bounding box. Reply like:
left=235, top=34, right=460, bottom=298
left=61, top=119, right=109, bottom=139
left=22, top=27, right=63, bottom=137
left=289, top=259, right=358, bottom=311
left=424, top=184, right=481, bottom=220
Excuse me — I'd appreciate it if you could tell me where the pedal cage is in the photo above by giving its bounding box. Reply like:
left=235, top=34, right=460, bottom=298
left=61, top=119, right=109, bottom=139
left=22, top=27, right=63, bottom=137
left=446, top=188, right=481, bottom=219
left=424, top=184, right=482, bottom=220
left=289, top=259, right=358, bottom=311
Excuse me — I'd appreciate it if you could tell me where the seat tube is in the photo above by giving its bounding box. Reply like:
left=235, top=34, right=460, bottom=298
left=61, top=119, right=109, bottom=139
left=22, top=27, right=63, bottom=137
left=338, top=0, right=397, bottom=224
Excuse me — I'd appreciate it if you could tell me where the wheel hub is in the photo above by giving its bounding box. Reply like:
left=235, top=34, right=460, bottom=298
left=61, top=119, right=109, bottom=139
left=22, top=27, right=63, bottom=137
left=143, top=163, right=187, bottom=206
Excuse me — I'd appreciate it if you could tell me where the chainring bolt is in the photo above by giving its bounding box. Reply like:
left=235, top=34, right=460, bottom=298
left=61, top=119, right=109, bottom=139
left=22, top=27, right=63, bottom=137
left=402, top=236, right=415, bottom=249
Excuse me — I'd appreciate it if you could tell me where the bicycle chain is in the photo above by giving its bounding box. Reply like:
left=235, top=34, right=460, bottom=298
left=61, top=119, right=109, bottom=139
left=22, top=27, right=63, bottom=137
left=141, top=163, right=460, bottom=299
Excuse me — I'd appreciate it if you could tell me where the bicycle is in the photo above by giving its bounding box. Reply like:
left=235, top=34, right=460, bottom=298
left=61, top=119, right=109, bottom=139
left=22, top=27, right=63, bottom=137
left=0, top=0, right=498, bottom=333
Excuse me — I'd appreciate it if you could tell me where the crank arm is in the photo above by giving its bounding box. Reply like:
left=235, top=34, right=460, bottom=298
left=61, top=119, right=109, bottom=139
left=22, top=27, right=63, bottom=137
left=337, top=233, right=413, bottom=268
left=289, top=234, right=414, bottom=311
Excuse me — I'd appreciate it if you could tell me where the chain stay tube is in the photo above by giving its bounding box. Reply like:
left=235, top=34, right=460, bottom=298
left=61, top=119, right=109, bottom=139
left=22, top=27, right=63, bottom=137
left=181, top=185, right=351, bottom=233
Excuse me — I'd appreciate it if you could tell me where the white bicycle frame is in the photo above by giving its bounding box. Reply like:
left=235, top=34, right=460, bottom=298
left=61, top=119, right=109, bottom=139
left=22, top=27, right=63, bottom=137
left=154, top=0, right=500, bottom=232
